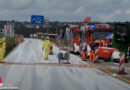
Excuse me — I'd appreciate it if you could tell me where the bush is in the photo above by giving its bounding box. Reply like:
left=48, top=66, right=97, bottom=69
left=5, top=36, right=16, bottom=56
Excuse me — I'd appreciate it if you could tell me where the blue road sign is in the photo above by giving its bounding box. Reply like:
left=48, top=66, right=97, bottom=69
left=31, top=15, right=44, bottom=25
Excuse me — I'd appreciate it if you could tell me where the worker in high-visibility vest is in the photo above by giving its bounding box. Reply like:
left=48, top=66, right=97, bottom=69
left=41, top=35, right=44, bottom=40
left=43, top=37, right=52, bottom=60
left=103, top=42, right=105, bottom=46
left=89, top=43, right=95, bottom=61
left=0, top=39, right=4, bottom=62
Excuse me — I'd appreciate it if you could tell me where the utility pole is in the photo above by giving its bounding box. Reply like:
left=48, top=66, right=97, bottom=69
left=46, top=19, right=49, bottom=34
left=56, top=27, right=57, bottom=34
left=47, top=23, right=49, bottom=34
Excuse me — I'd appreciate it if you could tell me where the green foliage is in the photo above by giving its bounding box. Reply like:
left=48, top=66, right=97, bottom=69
left=5, top=36, right=15, bottom=56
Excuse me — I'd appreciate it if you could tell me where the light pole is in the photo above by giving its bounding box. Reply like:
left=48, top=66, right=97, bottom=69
left=45, top=19, right=49, bottom=34
left=47, top=23, right=49, bottom=34
left=56, top=27, right=57, bottom=34
left=46, top=20, right=49, bottom=34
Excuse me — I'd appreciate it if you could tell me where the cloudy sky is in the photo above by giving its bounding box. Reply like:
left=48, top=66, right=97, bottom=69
left=0, top=0, right=130, bottom=22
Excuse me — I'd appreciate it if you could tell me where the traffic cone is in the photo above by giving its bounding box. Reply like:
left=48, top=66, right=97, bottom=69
left=0, top=77, right=3, bottom=87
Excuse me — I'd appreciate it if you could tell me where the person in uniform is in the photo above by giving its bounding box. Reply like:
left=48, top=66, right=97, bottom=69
left=43, top=37, right=52, bottom=60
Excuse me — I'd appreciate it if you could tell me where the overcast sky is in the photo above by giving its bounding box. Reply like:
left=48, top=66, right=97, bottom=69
left=0, top=0, right=130, bottom=22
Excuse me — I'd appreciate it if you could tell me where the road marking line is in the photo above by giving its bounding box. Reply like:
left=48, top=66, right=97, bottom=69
left=102, top=69, right=130, bottom=83
left=87, top=61, right=130, bottom=83
left=116, top=76, right=130, bottom=83
left=103, top=70, right=113, bottom=74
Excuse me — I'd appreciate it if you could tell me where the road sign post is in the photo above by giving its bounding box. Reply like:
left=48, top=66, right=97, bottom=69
left=45, top=19, right=49, bottom=34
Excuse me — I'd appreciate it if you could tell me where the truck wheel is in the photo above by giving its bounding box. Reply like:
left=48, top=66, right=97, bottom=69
left=104, top=58, right=108, bottom=62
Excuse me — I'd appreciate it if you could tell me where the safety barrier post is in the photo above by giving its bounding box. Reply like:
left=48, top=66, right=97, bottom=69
left=118, top=53, right=127, bottom=75
left=61, top=41, right=64, bottom=47
left=94, top=47, right=100, bottom=63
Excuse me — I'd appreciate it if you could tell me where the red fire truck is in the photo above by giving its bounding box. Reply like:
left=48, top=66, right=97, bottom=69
left=80, top=24, right=121, bottom=62
left=69, top=25, right=81, bottom=54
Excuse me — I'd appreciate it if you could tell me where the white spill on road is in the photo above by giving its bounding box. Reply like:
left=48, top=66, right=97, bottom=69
left=5, top=38, right=84, bottom=64
left=0, top=38, right=129, bottom=90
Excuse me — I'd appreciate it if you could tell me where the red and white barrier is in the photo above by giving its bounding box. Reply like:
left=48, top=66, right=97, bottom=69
left=95, top=47, right=99, bottom=61
left=56, top=38, right=64, bottom=47
left=119, top=53, right=125, bottom=74
left=94, top=47, right=100, bottom=63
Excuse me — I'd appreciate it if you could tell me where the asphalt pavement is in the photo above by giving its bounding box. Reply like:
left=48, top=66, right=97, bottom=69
left=0, top=38, right=130, bottom=90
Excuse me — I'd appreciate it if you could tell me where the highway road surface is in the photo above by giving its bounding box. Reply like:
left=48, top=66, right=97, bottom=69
left=0, top=38, right=130, bottom=90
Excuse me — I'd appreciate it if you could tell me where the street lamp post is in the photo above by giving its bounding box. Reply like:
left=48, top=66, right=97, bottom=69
left=46, top=19, right=49, bottom=34
left=56, top=27, right=57, bottom=34
left=47, top=23, right=49, bottom=34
